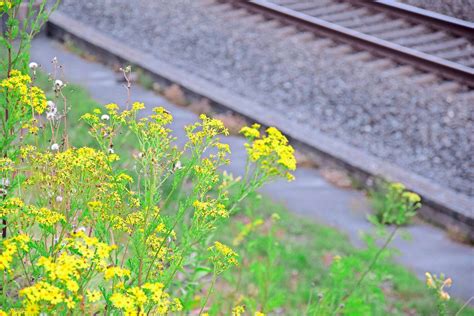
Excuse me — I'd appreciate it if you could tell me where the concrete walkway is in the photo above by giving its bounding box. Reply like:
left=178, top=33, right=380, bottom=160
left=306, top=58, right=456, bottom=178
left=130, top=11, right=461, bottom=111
left=31, top=36, right=474, bottom=301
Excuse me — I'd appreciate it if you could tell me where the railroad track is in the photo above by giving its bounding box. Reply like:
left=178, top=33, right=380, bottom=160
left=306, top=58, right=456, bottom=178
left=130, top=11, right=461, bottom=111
left=219, top=0, right=474, bottom=87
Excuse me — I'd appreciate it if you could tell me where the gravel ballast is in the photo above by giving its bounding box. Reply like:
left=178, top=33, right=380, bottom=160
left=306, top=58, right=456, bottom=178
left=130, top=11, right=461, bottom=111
left=57, top=0, right=474, bottom=197
left=400, top=0, right=474, bottom=21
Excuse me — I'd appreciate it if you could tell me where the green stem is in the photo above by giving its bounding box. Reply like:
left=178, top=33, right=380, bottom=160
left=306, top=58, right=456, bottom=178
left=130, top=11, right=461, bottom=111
left=334, top=226, right=398, bottom=314
left=199, top=267, right=217, bottom=315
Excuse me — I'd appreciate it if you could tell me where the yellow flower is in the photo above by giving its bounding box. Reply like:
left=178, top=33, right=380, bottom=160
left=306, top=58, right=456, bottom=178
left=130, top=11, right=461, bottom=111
left=0, top=1, right=13, bottom=10
left=242, top=125, right=296, bottom=181
left=66, top=280, right=79, bottom=293
left=128, top=287, right=147, bottom=305
left=104, top=266, right=131, bottom=280
left=23, top=303, right=39, bottom=315
left=232, top=305, right=245, bottom=316
left=65, top=297, right=76, bottom=309
left=440, top=291, right=450, bottom=301
left=208, top=241, right=239, bottom=274
left=391, top=182, right=405, bottom=192
left=132, top=101, right=145, bottom=111
left=19, top=281, right=65, bottom=305
left=240, top=123, right=261, bottom=139
left=105, top=103, right=119, bottom=111
left=29, top=206, right=65, bottom=226
left=86, top=290, right=102, bottom=302
left=402, top=191, right=421, bottom=203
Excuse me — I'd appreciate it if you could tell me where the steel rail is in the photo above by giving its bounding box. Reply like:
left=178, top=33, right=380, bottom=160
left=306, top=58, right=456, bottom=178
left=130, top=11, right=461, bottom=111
left=352, top=0, right=474, bottom=39
left=222, top=0, right=474, bottom=87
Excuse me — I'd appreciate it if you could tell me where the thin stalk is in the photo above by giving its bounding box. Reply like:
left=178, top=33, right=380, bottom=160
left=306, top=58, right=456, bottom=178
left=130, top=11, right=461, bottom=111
left=334, top=226, right=398, bottom=314
left=199, top=268, right=217, bottom=315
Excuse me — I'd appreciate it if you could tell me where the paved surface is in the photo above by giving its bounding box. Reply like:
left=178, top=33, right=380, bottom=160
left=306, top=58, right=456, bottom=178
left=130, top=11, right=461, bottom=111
left=31, top=36, right=474, bottom=301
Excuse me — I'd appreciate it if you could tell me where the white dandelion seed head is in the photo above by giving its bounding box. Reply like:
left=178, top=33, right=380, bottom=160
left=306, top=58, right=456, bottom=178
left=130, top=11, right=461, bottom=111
left=29, top=62, right=38, bottom=69
left=108, top=148, right=115, bottom=154
left=47, top=100, right=56, bottom=109
left=54, top=80, right=64, bottom=89
left=52, top=57, right=58, bottom=63
left=56, top=195, right=63, bottom=202
left=101, top=114, right=110, bottom=121
left=51, top=143, right=60, bottom=151
left=174, top=160, right=183, bottom=171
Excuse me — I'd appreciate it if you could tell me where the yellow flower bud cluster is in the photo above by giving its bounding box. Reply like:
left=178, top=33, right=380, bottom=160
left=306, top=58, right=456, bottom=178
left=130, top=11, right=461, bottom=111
left=0, top=197, right=24, bottom=217
left=185, top=114, right=229, bottom=145
left=0, top=234, right=30, bottom=271
left=425, top=272, right=452, bottom=301
left=208, top=241, right=239, bottom=274
left=193, top=199, right=229, bottom=220
left=28, top=205, right=65, bottom=227
left=240, top=124, right=296, bottom=181
left=0, top=70, right=47, bottom=114
left=110, top=282, right=182, bottom=315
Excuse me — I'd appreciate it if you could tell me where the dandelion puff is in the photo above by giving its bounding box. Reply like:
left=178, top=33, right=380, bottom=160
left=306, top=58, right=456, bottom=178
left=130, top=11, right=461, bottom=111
left=101, top=114, right=110, bottom=121
left=108, top=148, right=115, bottom=154
left=51, top=143, right=60, bottom=151
left=29, top=62, right=38, bottom=69
left=47, top=100, right=56, bottom=110
left=54, top=79, right=64, bottom=90
left=56, top=196, right=63, bottom=202
left=173, top=160, right=183, bottom=172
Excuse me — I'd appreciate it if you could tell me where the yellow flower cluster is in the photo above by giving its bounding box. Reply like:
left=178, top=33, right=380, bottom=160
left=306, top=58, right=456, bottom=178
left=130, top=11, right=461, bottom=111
left=208, top=241, right=239, bottom=274
left=0, top=70, right=47, bottom=114
left=0, top=197, right=24, bottom=217
left=28, top=206, right=65, bottom=227
left=185, top=114, right=229, bottom=145
left=388, top=182, right=421, bottom=208
left=0, top=234, right=30, bottom=271
left=193, top=199, right=229, bottom=220
left=132, top=101, right=145, bottom=111
left=66, top=230, right=117, bottom=268
left=110, top=283, right=182, bottom=315
left=425, top=272, right=452, bottom=301
left=19, top=281, right=66, bottom=309
left=0, top=1, right=12, bottom=10
left=0, top=157, right=14, bottom=172
left=402, top=191, right=421, bottom=203
left=240, top=124, right=296, bottom=181
left=104, top=266, right=131, bottom=280
left=232, top=305, right=246, bottom=316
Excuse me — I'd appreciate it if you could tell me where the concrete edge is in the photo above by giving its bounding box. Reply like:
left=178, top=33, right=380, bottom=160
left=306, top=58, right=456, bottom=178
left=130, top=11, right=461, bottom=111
left=45, top=11, right=474, bottom=239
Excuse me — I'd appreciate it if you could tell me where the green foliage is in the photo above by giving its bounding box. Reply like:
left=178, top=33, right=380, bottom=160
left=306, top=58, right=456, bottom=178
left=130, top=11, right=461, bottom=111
left=369, top=179, right=421, bottom=225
